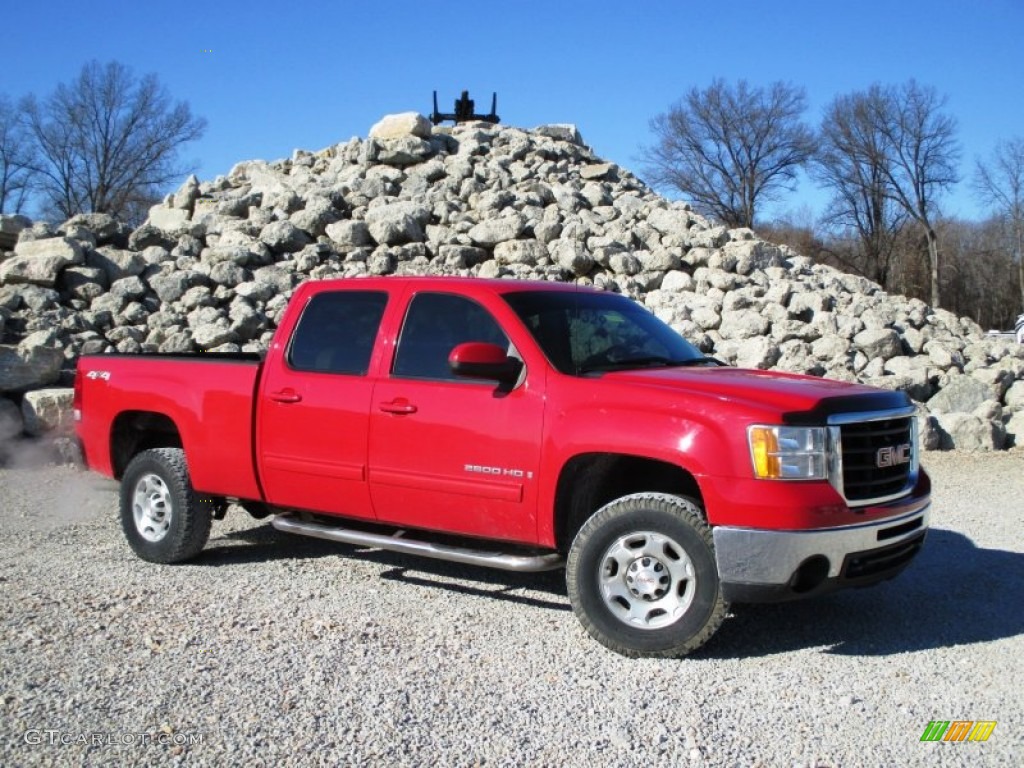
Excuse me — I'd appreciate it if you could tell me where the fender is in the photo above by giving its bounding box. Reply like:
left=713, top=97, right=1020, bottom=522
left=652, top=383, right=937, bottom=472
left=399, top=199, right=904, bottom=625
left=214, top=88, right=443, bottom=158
left=534, top=372, right=766, bottom=544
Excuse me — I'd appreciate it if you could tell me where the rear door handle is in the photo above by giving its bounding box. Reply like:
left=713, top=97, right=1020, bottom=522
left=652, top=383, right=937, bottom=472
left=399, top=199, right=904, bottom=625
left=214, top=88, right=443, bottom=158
left=379, top=399, right=417, bottom=415
left=269, top=389, right=302, bottom=403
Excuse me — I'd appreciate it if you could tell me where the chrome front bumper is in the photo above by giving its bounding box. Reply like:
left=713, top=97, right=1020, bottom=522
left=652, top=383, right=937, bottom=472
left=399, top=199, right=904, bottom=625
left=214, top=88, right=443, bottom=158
left=713, top=495, right=930, bottom=602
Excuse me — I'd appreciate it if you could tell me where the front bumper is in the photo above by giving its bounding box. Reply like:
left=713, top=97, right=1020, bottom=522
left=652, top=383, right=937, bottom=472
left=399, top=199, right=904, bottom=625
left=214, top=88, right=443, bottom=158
left=713, top=491, right=930, bottom=602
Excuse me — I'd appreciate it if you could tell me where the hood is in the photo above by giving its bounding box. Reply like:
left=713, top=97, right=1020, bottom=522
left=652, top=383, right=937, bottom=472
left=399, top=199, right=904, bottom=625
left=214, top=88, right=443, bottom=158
left=602, top=366, right=912, bottom=422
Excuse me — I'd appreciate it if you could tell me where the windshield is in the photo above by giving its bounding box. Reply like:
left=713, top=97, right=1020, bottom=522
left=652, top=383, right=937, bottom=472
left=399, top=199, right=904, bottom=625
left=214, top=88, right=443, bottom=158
left=503, top=289, right=712, bottom=375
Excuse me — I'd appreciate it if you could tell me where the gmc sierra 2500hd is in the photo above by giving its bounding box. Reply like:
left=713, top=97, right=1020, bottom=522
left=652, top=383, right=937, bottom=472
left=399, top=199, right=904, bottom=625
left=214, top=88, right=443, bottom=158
left=75, top=277, right=930, bottom=657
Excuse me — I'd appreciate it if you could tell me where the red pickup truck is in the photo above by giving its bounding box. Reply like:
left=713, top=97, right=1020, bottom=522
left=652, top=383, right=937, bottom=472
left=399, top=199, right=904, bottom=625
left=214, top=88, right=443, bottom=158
left=74, top=277, right=930, bottom=657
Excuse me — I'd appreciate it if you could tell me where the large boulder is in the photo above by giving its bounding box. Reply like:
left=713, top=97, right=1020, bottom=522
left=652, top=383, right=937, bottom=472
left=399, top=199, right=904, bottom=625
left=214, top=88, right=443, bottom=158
left=494, top=239, right=547, bottom=266
left=660, top=270, right=693, bottom=292
left=853, top=328, right=903, bottom=362
left=376, top=137, right=433, bottom=167
left=325, top=220, right=372, bottom=248
left=87, top=247, right=149, bottom=283
left=550, top=240, right=594, bottom=276
left=289, top=197, right=340, bottom=237
left=1005, top=380, right=1024, bottom=410
left=368, top=112, right=433, bottom=140
left=21, top=388, right=74, bottom=437
left=533, top=124, right=583, bottom=145
left=149, top=269, right=207, bottom=303
left=259, top=220, right=311, bottom=253
left=934, top=412, right=1005, bottom=451
left=646, top=208, right=692, bottom=241
left=1, top=237, right=84, bottom=287
left=146, top=205, right=195, bottom=236
left=172, top=175, right=201, bottom=211
left=365, top=203, right=430, bottom=245
left=62, top=213, right=130, bottom=246
left=722, top=239, right=786, bottom=275
left=926, top=375, right=994, bottom=414
left=719, top=310, right=770, bottom=340
left=0, top=333, right=64, bottom=393
left=468, top=215, right=527, bottom=247
left=60, top=266, right=109, bottom=302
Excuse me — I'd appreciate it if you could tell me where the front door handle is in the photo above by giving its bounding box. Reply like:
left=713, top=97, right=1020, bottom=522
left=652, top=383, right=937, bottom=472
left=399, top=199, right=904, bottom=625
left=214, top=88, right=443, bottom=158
left=379, top=399, right=417, bottom=415
left=269, top=389, right=302, bottom=404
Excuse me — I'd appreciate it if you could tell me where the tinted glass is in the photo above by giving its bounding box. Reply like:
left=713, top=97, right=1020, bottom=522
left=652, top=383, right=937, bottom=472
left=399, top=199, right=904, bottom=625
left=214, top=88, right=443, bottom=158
left=503, top=289, right=705, bottom=375
left=393, top=293, right=509, bottom=380
left=288, top=291, right=388, bottom=375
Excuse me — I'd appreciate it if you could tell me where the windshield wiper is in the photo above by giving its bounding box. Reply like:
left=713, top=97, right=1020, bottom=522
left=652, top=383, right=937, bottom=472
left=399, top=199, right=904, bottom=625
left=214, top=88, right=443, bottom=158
left=580, top=355, right=726, bottom=374
left=675, top=356, right=725, bottom=367
left=579, top=355, right=709, bottom=374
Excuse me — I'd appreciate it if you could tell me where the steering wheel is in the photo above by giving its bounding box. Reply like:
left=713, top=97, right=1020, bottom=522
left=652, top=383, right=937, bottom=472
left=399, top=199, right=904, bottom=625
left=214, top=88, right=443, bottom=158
left=580, top=344, right=633, bottom=370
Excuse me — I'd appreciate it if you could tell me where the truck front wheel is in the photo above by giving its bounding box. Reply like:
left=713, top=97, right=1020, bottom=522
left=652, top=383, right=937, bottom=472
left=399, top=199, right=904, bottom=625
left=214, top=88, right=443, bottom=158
left=120, top=448, right=213, bottom=563
left=566, top=493, right=727, bottom=658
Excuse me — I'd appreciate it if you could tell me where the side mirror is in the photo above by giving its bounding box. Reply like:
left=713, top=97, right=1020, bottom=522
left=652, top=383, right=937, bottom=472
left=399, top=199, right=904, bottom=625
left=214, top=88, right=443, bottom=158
left=448, top=342, right=522, bottom=384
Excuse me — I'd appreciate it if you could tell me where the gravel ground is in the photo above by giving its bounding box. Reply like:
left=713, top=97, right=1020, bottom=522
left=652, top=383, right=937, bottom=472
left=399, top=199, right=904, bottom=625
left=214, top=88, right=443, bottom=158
left=0, top=448, right=1021, bottom=767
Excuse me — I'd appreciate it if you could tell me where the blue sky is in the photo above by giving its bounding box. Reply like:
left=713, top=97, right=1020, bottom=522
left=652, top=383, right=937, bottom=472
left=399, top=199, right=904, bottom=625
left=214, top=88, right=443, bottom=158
left=4, top=0, right=1022, bottom=222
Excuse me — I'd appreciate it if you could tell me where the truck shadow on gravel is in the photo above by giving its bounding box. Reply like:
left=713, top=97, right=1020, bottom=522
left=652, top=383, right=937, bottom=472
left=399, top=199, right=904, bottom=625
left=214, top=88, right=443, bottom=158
left=195, top=524, right=350, bottom=564
left=376, top=567, right=571, bottom=613
left=703, top=528, right=1024, bottom=659
left=198, top=522, right=572, bottom=613
left=195, top=523, right=1022, bottom=657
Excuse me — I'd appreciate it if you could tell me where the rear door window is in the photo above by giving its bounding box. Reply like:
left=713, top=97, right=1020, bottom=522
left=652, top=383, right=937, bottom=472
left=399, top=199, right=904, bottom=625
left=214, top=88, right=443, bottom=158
left=287, top=291, right=388, bottom=375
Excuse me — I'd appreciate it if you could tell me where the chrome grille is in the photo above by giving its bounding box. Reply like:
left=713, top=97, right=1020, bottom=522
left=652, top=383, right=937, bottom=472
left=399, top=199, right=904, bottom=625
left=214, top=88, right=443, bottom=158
left=837, top=414, right=916, bottom=505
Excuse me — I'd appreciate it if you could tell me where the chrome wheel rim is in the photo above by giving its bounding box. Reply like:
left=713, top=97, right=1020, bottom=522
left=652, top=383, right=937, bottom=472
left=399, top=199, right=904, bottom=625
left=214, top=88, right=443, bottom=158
left=132, top=473, right=172, bottom=543
left=599, top=531, right=696, bottom=630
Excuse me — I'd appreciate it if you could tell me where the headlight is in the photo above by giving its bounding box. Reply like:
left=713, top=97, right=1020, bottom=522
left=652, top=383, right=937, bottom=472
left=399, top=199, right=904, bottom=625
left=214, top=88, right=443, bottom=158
left=748, top=425, right=828, bottom=480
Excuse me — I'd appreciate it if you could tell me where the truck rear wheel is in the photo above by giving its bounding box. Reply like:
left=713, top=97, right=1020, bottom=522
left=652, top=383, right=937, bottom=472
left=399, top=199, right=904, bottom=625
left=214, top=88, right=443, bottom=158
left=120, top=448, right=213, bottom=563
left=566, top=492, right=727, bottom=658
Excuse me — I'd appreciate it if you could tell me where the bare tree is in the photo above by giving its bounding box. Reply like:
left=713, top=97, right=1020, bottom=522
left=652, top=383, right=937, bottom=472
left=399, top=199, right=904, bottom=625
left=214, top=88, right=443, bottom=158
left=760, top=206, right=840, bottom=268
left=21, top=60, right=206, bottom=222
left=812, top=87, right=907, bottom=288
left=973, top=137, right=1024, bottom=308
left=642, top=79, right=816, bottom=229
left=0, top=94, right=37, bottom=214
left=870, top=81, right=959, bottom=308
left=939, top=216, right=1021, bottom=330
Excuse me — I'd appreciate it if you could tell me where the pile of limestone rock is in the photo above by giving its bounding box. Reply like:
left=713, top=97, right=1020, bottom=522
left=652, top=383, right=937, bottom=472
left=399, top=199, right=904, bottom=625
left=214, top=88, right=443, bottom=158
left=1, top=112, right=1022, bottom=452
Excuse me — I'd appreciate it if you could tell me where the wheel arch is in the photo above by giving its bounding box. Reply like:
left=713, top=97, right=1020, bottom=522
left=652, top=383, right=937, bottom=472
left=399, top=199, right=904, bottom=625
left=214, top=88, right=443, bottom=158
left=553, top=452, right=705, bottom=553
left=110, top=411, right=184, bottom=479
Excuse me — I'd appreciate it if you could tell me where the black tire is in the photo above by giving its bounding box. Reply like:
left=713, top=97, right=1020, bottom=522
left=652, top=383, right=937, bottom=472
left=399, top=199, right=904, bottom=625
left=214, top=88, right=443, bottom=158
left=566, top=492, right=727, bottom=658
left=119, top=448, right=213, bottom=563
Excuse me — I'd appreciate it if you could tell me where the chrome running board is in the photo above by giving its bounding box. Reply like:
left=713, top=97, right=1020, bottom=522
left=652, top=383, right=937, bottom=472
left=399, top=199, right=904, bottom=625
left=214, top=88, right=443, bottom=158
left=270, top=514, right=565, bottom=572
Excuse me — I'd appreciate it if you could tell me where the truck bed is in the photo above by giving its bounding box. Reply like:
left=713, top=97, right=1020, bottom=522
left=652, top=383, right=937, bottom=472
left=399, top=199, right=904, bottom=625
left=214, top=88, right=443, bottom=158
left=75, top=353, right=264, bottom=500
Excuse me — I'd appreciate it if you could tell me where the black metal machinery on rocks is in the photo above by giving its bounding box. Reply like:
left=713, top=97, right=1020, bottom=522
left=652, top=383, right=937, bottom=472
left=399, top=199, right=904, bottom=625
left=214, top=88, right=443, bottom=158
left=431, top=90, right=500, bottom=125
